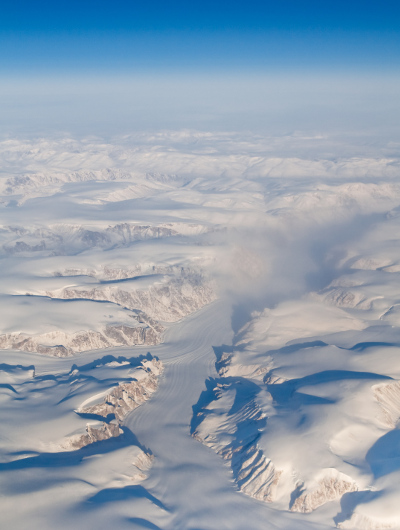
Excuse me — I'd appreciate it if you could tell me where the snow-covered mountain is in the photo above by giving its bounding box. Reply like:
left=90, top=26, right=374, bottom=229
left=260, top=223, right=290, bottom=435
left=2, top=132, right=400, bottom=529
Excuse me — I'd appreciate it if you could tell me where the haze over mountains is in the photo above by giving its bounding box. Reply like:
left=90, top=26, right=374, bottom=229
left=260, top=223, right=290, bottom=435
left=1, top=131, right=400, bottom=529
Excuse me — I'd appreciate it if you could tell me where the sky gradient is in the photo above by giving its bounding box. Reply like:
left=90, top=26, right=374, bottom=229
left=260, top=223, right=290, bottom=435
left=1, top=0, right=400, bottom=73
left=1, top=1, right=400, bottom=136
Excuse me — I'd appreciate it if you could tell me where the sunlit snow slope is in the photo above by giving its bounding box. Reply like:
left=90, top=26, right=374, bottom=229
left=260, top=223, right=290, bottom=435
left=1, top=132, right=400, bottom=529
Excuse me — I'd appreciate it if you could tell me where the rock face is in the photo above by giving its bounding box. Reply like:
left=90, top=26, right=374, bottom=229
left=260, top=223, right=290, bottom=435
left=192, top=380, right=282, bottom=503
left=62, top=358, right=163, bottom=452
left=0, top=168, right=168, bottom=206
left=1, top=223, right=179, bottom=255
left=192, top=297, right=373, bottom=515
left=0, top=320, right=164, bottom=357
left=322, top=287, right=371, bottom=309
left=65, top=422, right=122, bottom=450
left=235, top=447, right=281, bottom=502
left=78, top=359, right=164, bottom=421
left=373, top=381, right=400, bottom=428
left=130, top=451, right=154, bottom=484
left=291, top=470, right=358, bottom=513
left=1, top=221, right=210, bottom=256
left=0, top=263, right=215, bottom=357
left=44, top=270, right=216, bottom=323
left=55, top=263, right=194, bottom=281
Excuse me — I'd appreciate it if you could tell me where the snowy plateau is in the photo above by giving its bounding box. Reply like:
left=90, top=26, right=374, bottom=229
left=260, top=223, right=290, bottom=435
left=1, top=131, right=400, bottom=530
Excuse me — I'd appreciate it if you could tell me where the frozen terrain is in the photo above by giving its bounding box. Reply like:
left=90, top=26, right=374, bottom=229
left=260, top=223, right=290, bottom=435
left=2, top=131, right=400, bottom=529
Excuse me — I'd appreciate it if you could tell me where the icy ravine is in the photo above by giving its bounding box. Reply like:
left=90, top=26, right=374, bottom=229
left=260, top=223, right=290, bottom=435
left=0, top=302, right=323, bottom=530
left=124, top=301, right=324, bottom=530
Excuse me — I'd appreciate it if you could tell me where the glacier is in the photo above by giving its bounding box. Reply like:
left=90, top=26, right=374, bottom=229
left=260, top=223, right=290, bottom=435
left=1, top=131, right=400, bottom=529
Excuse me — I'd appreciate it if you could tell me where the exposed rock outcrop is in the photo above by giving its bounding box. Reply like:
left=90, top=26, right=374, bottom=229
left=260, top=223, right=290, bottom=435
left=373, top=381, right=400, bottom=428
left=0, top=321, right=163, bottom=357
left=78, top=359, right=164, bottom=421
left=1, top=221, right=210, bottom=256
left=65, top=421, right=122, bottom=450
left=192, top=380, right=281, bottom=503
left=291, top=470, right=358, bottom=513
left=130, top=451, right=154, bottom=483
left=60, top=358, right=163, bottom=453
left=44, top=271, right=216, bottom=323
left=235, top=446, right=281, bottom=502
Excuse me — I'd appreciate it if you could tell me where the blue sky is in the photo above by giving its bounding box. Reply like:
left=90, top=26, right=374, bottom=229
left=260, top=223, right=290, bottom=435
left=1, top=0, right=400, bottom=73
left=2, top=0, right=400, bottom=32
left=1, top=1, right=400, bottom=136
